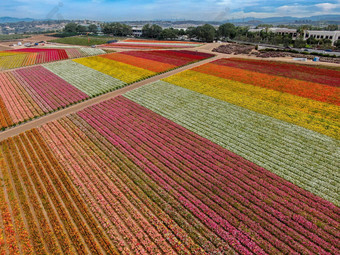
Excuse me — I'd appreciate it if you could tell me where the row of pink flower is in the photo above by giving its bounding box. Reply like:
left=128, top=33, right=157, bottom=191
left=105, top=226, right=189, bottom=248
left=116, top=96, right=340, bottom=226
left=113, top=97, right=339, bottom=253
left=38, top=120, right=203, bottom=254
left=15, top=66, right=88, bottom=109
left=0, top=65, right=89, bottom=128
left=40, top=122, right=156, bottom=254
left=78, top=102, right=263, bottom=255
left=107, top=103, right=335, bottom=254
left=117, top=96, right=339, bottom=219
left=77, top=96, right=339, bottom=255
left=66, top=114, right=224, bottom=254
left=65, top=115, right=205, bottom=254
left=0, top=72, right=35, bottom=123
left=89, top=101, right=328, bottom=254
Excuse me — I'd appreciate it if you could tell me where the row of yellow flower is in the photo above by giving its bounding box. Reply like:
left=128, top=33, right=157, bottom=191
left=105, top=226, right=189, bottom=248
left=74, top=56, right=156, bottom=84
left=164, top=70, right=340, bottom=139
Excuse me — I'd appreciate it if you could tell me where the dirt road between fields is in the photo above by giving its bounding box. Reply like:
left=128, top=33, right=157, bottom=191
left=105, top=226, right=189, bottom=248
left=0, top=55, right=224, bottom=141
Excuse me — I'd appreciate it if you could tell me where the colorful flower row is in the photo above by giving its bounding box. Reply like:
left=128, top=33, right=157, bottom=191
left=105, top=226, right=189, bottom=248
left=43, top=60, right=126, bottom=97
left=12, top=95, right=334, bottom=254
left=193, top=61, right=340, bottom=106
left=215, top=58, right=340, bottom=87
left=125, top=81, right=340, bottom=207
left=0, top=65, right=89, bottom=129
left=163, top=69, right=340, bottom=139
left=101, top=39, right=203, bottom=49
left=0, top=50, right=213, bottom=131
left=0, top=133, right=119, bottom=255
left=0, top=47, right=105, bottom=71
left=0, top=150, right=32, bottom=255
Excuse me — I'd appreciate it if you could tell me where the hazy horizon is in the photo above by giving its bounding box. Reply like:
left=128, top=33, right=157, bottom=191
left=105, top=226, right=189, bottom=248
left=1, top=0, right=340, bottom=22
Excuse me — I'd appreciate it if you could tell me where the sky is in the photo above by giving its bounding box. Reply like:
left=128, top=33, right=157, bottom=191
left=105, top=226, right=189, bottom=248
left=1, top=0, right=340, bottom=21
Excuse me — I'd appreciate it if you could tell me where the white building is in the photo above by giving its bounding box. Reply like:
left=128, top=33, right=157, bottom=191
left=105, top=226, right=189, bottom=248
left=132, top=27, right=143, bottom=37
left=268, top=28, right=298, bottom=39
left=304, top=30, right=340, bottom=45
left=248, top=28, right=264, bottom=33
left=248, top=27, right=298, bottom=39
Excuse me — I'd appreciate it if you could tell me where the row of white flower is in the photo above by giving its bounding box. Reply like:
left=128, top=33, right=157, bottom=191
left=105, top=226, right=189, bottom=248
left=43, top=60, right=126, bottom=97
left=79, top=47, right=106, bottom=56
left=125, top=81, right=340, bottom=206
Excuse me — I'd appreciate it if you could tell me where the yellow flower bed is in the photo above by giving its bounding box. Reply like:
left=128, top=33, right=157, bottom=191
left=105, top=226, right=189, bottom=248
left=0, top=52, right=23, bottom=56
left=164, top=70, right=340, bottom=139
left=73, top=56, right=156, bottom=84
left=0, top=54, right=28, bottom=70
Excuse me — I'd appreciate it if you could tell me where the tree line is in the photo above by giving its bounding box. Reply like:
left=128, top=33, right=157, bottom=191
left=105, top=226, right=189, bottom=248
left=62, top=22, right=340, bottom=48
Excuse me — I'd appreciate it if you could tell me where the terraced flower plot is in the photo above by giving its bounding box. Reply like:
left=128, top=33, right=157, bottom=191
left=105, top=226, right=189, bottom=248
left=101, top=38, right=203, bottom=49
left=0, top=94, right=339, bottom=254
left=0, top=50, right=213, bottom=130
left=0, top=47, right=106, bottom=71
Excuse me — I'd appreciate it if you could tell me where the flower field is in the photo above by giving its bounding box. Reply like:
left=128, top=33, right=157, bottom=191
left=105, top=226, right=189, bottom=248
left=0, top=95, right=339, bottom=254
left=73, top=50, right=213, bottom=83
left=100, top=38, right=203, bottom=49
left=0, top=50, right=213, bottom=130
left=0, top=47, right=106, bottom=71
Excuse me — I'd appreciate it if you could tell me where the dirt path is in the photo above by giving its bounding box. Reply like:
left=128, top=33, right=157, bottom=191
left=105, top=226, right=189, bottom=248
left=0, top=55, right=223, bottom=141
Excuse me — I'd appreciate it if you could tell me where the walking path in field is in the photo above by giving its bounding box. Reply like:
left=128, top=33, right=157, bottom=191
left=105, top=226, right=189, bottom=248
left=0, top=54, right=224, bottom=141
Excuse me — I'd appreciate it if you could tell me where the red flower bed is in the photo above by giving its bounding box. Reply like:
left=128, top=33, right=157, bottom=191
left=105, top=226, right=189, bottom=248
left=101, top=53, right=176, bottom=72
left=215, top=58, right=340, bottom=87
left=122, top=50, right=210, bottom=66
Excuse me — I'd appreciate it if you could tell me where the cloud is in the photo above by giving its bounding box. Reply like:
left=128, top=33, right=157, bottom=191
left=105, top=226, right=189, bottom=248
left=315, top=2, right=340, bottom=11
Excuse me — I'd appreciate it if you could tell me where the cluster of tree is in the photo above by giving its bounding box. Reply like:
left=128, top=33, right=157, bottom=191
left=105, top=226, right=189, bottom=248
left=64, top=22, right=98, bottom=34
left=101, top=23, right=132, bottom=36
left=142, top=23, right=245, bottom=43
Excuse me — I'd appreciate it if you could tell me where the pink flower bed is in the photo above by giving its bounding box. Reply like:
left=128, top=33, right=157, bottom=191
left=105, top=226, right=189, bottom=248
left=65, top=95, right=339, bottom=255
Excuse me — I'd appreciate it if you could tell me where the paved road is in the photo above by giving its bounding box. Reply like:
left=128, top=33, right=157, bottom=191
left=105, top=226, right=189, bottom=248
left=0, top=54, right=224, bottom=141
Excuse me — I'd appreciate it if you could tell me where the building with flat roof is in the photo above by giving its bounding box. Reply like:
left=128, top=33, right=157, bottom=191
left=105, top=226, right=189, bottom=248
left=268, top=28, right=298, bottom=39
left=303, top=30, right=340, bottom=45
left=132, top=27, right=143, bottom=37
left=248, top=27, right=298, bottom=39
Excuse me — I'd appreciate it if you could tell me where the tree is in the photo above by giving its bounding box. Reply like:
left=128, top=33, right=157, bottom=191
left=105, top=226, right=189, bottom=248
left=335, top=40, right=340, bottom=49
left=283, top=35, right=293, bottom=47
left=76, top=25, right=87, bottom=33
left=88, top=24, right=98, bottom=33
left=218, top=23, right=236, bottom=40
left=178, top=29, right=186, bottom=36
left=64, top=22, right=77, bottom=33
left=186, top=27, right=197, bottom=39
left=294, top=38, right=306, bottom=48
left=142, top=24, right=163, bottom=38
left=102, top=22, right=132, bottom=36
left=160, top=28, right=178, bottom=40
left=196, top=24, right=216, bottom=43
left=325, top=24, right=338, bottom=31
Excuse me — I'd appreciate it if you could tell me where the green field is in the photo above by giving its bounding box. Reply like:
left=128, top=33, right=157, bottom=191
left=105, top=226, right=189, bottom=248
left=49, top=36, right=126, bottom=46
left=0, top=34, right=30, bottom=41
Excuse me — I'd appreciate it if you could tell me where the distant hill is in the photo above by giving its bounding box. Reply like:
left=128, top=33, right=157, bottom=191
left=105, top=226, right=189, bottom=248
left=229, top=15, right=340, bottom=24
left=0, top=17, right=35, bottom=23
